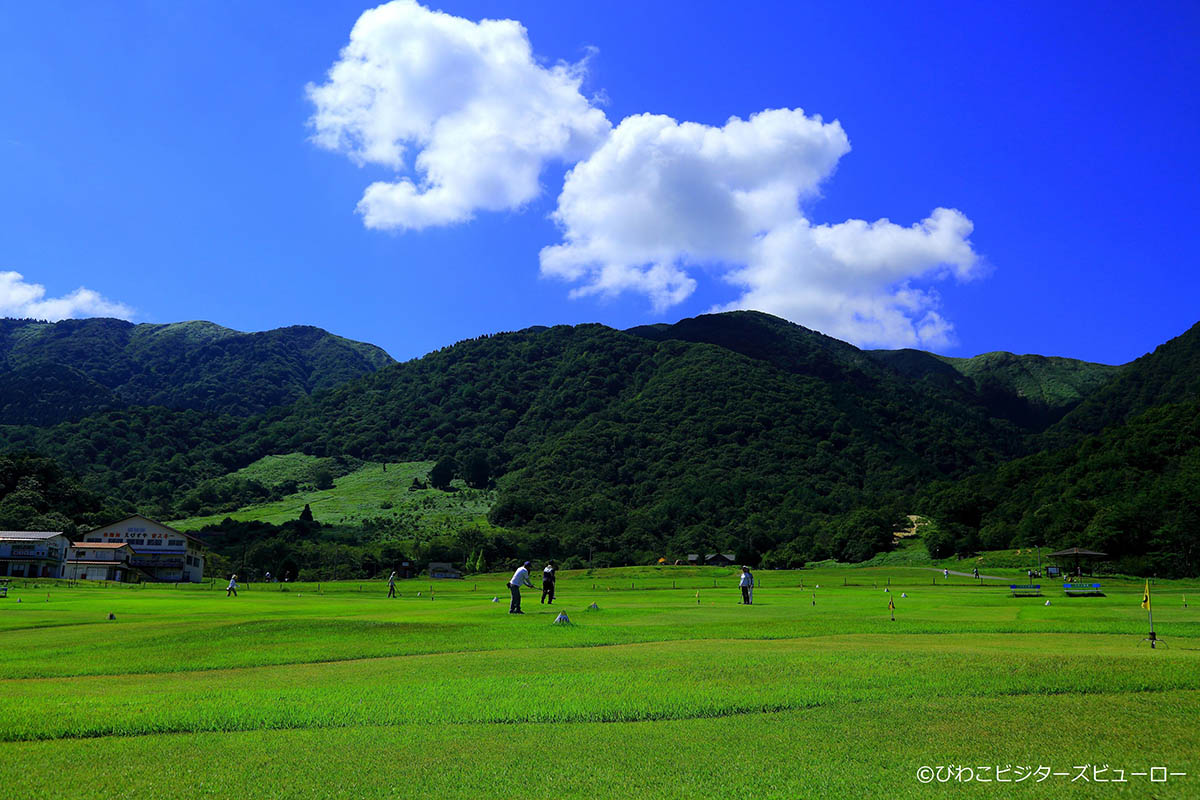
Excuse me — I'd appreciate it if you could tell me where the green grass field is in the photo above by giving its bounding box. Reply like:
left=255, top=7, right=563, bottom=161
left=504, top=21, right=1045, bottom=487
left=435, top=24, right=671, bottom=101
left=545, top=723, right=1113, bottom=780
left=2, top=566, right=1197, bottom=798
left=169, top=456, right=497, bottom=532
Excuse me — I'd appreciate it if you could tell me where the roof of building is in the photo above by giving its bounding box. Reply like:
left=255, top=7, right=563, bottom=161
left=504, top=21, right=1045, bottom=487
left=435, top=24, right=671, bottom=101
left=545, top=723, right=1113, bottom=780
left=0, top=531, right=66, bottom=540
left=1047, top=547, right=1108, bottom=558
left=72, top=542, right=132, bottom=549
left=64, top=558, right=129, bottom=565
left=428, top=562, right=460, bottom=570
left=80, top=515, right=207, bottom=548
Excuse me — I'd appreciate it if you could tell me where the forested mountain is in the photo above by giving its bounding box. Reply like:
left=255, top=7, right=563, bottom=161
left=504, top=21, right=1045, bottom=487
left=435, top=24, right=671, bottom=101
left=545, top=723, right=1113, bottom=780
left=0, top=318, right=394, bottom=424
left=919, top=398, right=1200, bottom=576
left=0, top=310, right=1195, bottom=574
left=917, top=321, right=1200, bottom=576
left=1043, top=320, right=1200, bottom=443
left=867, top=348, right=1119, bottom=429
left=0, top=452, right=124, bottom=536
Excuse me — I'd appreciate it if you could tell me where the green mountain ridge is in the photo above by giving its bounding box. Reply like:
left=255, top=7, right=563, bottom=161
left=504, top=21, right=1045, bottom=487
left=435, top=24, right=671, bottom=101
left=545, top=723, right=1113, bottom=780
left=867, top=347, right=1120, bottom=429
left=0, top=317, right=395, bottom=424
left=0, top=310, right=1196, bottom=574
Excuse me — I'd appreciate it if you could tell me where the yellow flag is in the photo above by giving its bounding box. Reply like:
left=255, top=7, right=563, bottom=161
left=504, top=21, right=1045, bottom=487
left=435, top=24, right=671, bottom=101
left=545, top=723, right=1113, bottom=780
left=1141, top=580, right=1151, bottom=611
left=888, top=595, right=896, bottom=611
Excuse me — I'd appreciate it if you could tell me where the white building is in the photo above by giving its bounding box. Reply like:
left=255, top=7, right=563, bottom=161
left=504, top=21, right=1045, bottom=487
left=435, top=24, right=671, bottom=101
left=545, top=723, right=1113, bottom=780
left=64, top=542, right=137, bottom=582
left=79, top=515, right=206, bottom=583
left=0, top=531, right=70, bottom=578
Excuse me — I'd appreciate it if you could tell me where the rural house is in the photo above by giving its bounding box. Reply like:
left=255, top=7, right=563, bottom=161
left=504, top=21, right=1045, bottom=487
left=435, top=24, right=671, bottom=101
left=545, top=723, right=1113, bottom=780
left=77, top=515, right=207, bottom=583
left=64, top=542, right=138, bottom=583
left=0, top=531, right=70, bottom=578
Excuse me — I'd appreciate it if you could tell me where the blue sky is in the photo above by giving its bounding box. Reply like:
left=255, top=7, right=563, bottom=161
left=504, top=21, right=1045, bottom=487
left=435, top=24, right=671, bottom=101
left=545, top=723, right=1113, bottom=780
left=1, top=0, right=1197, bottom=365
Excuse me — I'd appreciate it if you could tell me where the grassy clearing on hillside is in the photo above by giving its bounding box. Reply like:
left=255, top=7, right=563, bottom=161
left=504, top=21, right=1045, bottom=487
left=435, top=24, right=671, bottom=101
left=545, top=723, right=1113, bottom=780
left=169, top=458, right=497, bottom=532
left=1, top=566, right=1197, bottom=798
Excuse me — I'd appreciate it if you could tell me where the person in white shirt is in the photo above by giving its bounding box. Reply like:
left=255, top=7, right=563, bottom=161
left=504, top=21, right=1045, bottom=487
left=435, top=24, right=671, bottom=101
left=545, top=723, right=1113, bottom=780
left=508, top=561, right=534, bottom=614
left=226, top=574, right=238, bottom=597
left=541, top=562, right=557, bottom=604
left=387, top=571, right=397, bottom=598
left=739, top=566, right=754, bottom=605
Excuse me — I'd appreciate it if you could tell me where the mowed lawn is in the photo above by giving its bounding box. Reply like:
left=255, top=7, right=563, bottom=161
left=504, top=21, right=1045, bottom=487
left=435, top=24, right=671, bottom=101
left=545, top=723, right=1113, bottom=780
left=1, top=567, right=1198, bottom=798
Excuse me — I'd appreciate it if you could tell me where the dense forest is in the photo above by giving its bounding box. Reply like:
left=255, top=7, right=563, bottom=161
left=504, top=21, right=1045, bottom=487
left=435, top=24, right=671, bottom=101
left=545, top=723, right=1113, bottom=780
left=1, top=311, right=1196, bottom=576
left=0, top=318, right=393, bottom=424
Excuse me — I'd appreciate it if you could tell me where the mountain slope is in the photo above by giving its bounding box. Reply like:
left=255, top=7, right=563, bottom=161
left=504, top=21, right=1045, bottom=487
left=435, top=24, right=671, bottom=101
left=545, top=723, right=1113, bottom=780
left=1046, top=320, right=1200, bottom=442
left=867, top=347, right=1120, bottom=429
left=5, top=310, right=1196, bottom=573
left=0, top=318, right=394, bottom=424
left=918, top=398, right=1200, bottom=576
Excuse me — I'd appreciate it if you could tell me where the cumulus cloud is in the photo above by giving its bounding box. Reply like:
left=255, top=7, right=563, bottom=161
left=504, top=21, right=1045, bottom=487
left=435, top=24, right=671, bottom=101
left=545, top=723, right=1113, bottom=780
left=311, top=2, right=983, bottom=348
left=0, top=271, right=134, bottom=321
left=306, top=0, right=610, bottom=230
left=541, top=111, right=980, bottom=348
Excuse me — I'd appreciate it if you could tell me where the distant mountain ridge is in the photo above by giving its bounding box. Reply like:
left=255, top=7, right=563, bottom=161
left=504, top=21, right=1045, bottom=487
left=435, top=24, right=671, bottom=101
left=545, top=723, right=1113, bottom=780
left=1, top=309, right=1195, bottom=574
left=867, top=347, right=1120, bottom=429
left=0, top=317, right=394, bottom=424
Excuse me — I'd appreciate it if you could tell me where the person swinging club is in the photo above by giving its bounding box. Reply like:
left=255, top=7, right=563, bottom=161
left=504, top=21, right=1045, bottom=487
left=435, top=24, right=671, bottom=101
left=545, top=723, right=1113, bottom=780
left=507, top=561, right=535, bottom=614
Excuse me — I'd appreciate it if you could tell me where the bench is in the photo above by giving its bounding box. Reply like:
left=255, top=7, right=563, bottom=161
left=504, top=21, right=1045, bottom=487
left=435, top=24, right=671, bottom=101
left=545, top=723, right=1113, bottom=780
left=1010, top=584, right=1042, bottom=597
left=1063, top=583, right=1104, bottom=597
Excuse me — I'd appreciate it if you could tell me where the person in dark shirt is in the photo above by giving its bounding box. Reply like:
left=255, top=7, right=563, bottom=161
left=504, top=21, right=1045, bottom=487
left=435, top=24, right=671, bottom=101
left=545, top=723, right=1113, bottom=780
left=541, top=562, right=557, bottom=604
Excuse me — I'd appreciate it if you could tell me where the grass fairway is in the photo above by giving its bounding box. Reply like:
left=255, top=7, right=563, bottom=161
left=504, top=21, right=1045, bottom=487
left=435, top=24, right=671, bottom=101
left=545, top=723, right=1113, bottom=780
left=1, top=567, right=1198, bottom=798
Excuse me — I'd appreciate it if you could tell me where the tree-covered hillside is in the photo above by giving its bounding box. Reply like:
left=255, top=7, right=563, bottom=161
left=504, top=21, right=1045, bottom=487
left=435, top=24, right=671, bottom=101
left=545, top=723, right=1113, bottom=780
left=1044, top=320, right=1200, bottom=443
left=912, top=320, right=1200, bottom=576
left=0, top=452, right=124, bottom=536
left=0, top=318, right=394, bottom=424
left=1, top=311, right=1196, bottom=575
left=918, top=398, right=1200, bottom=577
left=867, top=347, right=1119, bottom=429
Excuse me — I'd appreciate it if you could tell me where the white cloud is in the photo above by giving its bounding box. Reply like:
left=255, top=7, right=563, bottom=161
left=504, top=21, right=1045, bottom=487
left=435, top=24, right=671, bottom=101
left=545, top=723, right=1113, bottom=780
left=541, top=111, right=980, bottom=348
left=307, top=0, right=610, bottom=230
left=0, top=271, right=134, bottom=321
left=310, top=3, right=984, bottom=347
left=715, top=208, right=980, bottom=348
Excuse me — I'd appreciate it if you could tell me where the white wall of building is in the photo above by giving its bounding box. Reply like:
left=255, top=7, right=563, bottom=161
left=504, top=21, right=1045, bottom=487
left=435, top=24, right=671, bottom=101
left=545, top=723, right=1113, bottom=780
left=82, top=517, right=205, bottom=582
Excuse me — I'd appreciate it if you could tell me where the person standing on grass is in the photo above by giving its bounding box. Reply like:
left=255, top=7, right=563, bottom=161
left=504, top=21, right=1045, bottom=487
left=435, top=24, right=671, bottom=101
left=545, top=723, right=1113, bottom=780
left=508, top=561, right=535, bottom=614
left=739, top=565, right=754, bottom=605
left=943, top=568, right=949, bottom=580
left=226, top=574, right=238, bottom=597
left=387, top=571, right=397, bottom=598
left=973, top=567, right=980, bottom=580
left=541, top=562, right=557, bottom=604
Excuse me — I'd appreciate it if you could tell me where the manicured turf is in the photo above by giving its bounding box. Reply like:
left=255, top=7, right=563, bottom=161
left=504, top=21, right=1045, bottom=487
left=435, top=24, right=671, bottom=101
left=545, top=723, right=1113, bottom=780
left=1, top=567, right=1197, bottom=798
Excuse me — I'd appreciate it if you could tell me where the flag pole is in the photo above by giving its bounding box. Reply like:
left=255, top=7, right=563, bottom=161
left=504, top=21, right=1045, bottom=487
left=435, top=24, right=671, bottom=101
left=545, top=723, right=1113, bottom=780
left=1141, top=579, right=1163, bottom=648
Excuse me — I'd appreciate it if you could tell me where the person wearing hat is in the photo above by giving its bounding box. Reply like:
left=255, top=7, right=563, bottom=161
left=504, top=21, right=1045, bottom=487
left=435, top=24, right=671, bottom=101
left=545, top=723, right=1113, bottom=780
left=507, top=561, right=535, bottom=614
left=739, top=566, right=754, bottom=605
left=541, top=562, right=557, bottom=605
left=226, top=574, right=238, bottom=597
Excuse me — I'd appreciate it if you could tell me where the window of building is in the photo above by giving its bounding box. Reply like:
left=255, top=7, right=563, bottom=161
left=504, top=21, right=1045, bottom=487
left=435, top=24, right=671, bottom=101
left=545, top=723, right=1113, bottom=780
left=168, top=539, right=184, bottom=547
left=127, top=539, right=145, bottom=546
left=86, top=538, right=101, bottom=543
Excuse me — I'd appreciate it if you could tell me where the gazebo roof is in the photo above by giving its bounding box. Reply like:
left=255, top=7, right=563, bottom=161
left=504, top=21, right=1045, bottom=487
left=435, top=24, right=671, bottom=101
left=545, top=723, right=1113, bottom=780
left=1047, top=547, right=1108, bottom=558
